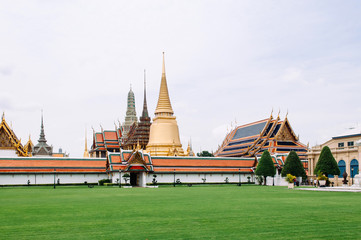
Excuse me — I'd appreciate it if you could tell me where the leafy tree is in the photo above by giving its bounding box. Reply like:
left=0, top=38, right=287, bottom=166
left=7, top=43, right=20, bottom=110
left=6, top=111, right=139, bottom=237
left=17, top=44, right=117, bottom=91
left=122, top=173, right=130, bottom=185
left=281, top=151, right=306, bottom=178
left=314, top=146, right=340, bottom=177
left=197, top=151, right=214, bottom=157
left=255, top=150, right=276, bottom=185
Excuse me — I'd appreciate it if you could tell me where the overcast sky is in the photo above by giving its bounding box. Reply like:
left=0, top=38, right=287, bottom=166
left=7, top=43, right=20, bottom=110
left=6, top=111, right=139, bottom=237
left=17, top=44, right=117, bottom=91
left=1, top=0, right=361, bottom=157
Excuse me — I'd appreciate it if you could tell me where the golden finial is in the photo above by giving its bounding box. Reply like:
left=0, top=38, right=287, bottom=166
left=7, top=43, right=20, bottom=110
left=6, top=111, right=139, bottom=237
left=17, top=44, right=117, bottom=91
left=2, top=112, right=4, bottom=121
left=277, top=109, right=280, bottom=118
left=136, top=140, right=141, bottom=151
left=286, top=109, right=288, bottom=119
left=271, top=108, right=273, bottom=118
left=83, top=128, right=89, bottom=158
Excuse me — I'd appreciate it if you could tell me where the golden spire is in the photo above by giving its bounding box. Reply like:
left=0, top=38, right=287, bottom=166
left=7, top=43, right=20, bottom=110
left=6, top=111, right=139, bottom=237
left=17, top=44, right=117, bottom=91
left=83, top=129, right=89, bottom=158
left=154, top=52, right=174, bottom=116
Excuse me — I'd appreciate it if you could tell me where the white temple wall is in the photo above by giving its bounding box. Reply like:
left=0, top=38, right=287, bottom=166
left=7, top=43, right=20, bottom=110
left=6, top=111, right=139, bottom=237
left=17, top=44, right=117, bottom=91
left=0, top=173, right=108, bottom=185
left=146, top=172, right=255, bottom=184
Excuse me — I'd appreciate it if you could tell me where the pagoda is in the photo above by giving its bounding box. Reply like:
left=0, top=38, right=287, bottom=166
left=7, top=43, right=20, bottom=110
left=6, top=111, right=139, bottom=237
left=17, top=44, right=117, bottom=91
left=122, top=86, right=138, bottom=141
left=146, top=53, right=185, bottom=156
left=33, top=113, right=53, bottom=156
left=123, top=70, right=151, bottom=150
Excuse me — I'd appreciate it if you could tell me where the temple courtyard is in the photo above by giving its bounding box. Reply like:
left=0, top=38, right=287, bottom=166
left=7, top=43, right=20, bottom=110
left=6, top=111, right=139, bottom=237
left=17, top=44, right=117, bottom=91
left=1, top=185, right=361, bottom=239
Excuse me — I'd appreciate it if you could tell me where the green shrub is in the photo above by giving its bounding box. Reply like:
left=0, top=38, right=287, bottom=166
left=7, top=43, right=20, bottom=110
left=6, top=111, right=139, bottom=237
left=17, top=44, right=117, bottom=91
left=255, top=150, right=276, bottom=185
left=281, top=151, right=306, bottom=178
left=98, top=179, right=111, bottom=185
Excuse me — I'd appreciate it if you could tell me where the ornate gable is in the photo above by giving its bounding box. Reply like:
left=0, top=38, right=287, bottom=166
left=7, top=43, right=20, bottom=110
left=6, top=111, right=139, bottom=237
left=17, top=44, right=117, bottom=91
left=125, top=150, right=150, bottom=171
left=0, top=115, right=28, bottom=156
left=275, top=118, right=298, bottom=141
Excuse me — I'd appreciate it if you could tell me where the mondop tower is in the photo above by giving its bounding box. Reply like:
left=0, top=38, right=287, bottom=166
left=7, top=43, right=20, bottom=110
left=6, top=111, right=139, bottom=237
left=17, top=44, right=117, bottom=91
left=146, top=53, right=185, bottom=156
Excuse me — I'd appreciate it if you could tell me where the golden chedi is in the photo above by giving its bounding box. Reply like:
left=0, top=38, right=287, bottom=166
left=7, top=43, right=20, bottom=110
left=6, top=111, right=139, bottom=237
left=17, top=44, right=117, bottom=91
left=146, top=53, right=185, bottom=156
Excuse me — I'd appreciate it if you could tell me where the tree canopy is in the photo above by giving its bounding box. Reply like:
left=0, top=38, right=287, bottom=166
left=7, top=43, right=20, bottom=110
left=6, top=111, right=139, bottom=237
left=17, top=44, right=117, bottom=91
left=281, top=151, right=306, bottom=177
left=255, top=150, right=276, bottom=185
left=314, top=146, right=340, bottom=176
left=197, top=151, right=214, bottom=157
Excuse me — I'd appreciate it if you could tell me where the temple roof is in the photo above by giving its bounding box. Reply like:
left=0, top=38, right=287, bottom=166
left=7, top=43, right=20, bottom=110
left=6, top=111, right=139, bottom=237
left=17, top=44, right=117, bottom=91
left=0, top=157, right=106, bottom=173
left=90, top=127, right=122, bottom=153
left=107, top=150, right=256, bottom=173
left=215, top=115, right=307, bottom=159
left=0, top=114, right=28, bottom=157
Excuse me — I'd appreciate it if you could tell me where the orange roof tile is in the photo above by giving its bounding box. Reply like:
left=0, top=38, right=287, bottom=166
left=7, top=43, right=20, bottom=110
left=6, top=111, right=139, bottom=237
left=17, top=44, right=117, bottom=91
left=153, top=168, right=253, bottom=173
left=151, top=157, right=255, bottom=168
left=95, top=133, right=104, bottom=142
left=0, top=158, right=106, bottom=173
left=104, top=131, right=118, bottom=141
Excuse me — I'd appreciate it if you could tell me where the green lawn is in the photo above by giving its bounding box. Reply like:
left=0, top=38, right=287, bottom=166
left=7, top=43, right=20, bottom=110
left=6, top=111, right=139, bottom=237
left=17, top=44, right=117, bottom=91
left=1, top=185, right=361, bottom=239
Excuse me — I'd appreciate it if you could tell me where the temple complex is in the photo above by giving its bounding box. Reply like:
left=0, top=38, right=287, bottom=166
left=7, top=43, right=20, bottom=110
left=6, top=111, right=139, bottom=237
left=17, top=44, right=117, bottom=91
left=33, top=113, right=53, bottom=156
left=0, top=53, right=313, bottom=187
left=146, top=53, right=185, bottom=156
left=214, top=113, right=308, bottom=163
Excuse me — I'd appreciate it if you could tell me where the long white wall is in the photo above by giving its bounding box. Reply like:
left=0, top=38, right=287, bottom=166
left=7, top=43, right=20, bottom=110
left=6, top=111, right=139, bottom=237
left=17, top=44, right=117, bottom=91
left=110, top=171, right=255, bottom=185
left=0, top=173, right=108, bottom=185
left=147, top=172, right=255, bottom=184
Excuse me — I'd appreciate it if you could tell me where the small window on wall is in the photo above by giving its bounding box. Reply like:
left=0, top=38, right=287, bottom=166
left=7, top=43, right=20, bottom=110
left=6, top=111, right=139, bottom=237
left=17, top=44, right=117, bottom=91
left=348, top=141, right=354, bottom=147
left=338, top=142, right=344, bottom=148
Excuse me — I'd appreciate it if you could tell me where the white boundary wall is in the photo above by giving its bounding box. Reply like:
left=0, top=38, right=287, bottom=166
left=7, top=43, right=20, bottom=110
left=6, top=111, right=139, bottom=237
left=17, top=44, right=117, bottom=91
left=110, top=172, right=255, bottom=185
left=0, top=173, right=108, bottom=185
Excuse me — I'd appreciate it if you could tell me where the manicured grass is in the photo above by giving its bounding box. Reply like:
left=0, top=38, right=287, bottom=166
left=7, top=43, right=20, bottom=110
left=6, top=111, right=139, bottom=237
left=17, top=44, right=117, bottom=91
left=1, top=185, right=361, bottom=239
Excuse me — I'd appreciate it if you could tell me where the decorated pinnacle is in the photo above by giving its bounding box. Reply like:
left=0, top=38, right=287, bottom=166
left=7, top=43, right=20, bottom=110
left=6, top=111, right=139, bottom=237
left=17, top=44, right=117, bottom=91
left=155, top=52, right=174, bottom=115
left=38, top=111, right=47, bottom=143
left=141, top=69, right=149, bottom=118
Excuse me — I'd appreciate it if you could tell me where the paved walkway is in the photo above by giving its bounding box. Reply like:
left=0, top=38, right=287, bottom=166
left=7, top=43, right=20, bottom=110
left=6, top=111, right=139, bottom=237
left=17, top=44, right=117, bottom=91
left=297, top=186, right=361, bottom=192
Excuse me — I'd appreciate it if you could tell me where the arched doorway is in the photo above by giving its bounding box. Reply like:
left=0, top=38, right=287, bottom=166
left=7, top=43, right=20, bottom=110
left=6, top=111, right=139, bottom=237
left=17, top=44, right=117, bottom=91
left=338, top=160, right=346, bottom=178
left=350, top=159, right=359, bottom=178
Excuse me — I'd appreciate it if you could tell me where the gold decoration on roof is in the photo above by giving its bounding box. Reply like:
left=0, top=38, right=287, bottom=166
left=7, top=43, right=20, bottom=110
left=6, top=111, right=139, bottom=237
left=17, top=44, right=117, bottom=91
left=0, top=115, right=28, bottom=156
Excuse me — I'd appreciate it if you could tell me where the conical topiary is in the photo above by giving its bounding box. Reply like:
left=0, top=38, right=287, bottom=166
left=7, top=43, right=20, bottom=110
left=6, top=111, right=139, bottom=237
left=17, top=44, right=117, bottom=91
left=314, top=146, right=340, bottom=177
left=255, top=150, right=276, bottom=185
left=281, top=151, right=306, bottom=177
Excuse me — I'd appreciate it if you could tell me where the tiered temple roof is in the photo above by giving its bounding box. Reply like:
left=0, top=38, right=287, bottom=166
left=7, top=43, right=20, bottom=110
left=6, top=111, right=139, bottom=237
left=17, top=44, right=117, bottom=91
left=90, top=127, right=123, bottom=158
left=214, top=114, right=308, bottom=161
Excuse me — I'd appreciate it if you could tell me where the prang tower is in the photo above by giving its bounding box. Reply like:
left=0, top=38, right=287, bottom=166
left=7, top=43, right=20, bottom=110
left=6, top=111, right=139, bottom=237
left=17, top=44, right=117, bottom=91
left=146, top=53, right=185, bottom=156
left=123, top=86, right=138, bottom=139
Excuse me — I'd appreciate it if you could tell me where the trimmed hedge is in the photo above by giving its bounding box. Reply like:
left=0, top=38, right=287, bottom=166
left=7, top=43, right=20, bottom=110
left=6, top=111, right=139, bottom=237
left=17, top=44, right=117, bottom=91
left=98, top=179, right=111, bottom=185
